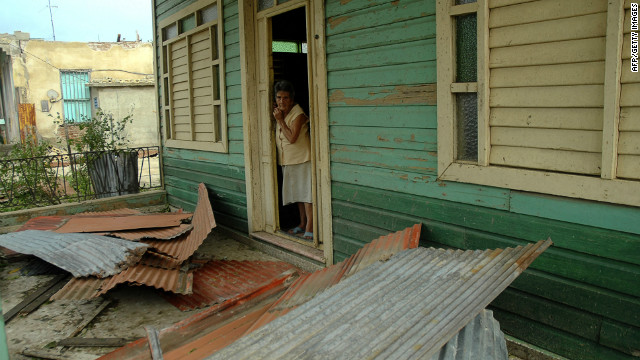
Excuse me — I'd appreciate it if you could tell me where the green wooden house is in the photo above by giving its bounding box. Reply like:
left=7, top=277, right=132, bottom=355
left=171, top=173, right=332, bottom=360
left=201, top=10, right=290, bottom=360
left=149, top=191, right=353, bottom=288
left=152, top=0, right=640, bottom=358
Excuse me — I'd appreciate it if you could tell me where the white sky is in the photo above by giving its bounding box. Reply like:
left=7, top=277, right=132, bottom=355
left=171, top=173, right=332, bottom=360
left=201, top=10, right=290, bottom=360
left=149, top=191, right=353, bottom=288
left=0, top=0, right=154, bottom=42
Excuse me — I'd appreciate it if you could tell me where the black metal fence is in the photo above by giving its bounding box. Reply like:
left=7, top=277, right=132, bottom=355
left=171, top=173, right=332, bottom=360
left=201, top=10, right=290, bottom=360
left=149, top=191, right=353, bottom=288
left=0, top=146, right=162, bottom=212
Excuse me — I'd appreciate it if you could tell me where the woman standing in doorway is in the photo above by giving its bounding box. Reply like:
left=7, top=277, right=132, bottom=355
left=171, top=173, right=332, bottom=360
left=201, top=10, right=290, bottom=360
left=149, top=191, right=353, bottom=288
left=273, top=80, right=313, bottom=241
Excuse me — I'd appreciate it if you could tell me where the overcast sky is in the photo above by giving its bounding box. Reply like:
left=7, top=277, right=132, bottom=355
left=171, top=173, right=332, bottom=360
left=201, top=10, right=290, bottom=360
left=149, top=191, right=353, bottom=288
left=0, top=0, right=154, bottom=42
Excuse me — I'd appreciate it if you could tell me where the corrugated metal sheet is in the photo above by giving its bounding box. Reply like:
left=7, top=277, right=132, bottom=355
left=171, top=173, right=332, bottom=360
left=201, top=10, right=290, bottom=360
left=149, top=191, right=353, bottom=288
left=140, top=183, right=216, bottom=262
left=163, top=260, right=299, bottom=311
left=50, top=277, right=104, bottom=300
left=98, top=271, right=296, bottom=360
left=245, top=224, right=421, bottom=333
left=100, top=224, right=194, bottom=241
left=16, top=209, right=143, bottom=232
left=207, top=239, right=551, bottom=359
left=435, top=309, right=507, bottom=360
left=55, top=213, right=193, bottom=233
left=98, top=262, right=194, bottom=295
left=0, top=230, right=148, bottom=278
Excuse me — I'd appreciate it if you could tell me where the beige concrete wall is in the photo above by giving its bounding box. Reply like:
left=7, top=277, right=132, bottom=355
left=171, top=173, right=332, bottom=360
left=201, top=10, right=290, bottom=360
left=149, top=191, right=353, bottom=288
left=12, top=39, right=157, bottom=147
left=91, top=85, right=158, bottom=148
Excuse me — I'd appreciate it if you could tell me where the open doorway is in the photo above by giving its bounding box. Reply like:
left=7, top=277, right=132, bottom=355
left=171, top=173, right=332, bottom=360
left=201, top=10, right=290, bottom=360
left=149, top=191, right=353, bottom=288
left=270, top=7, right=314, bottom=243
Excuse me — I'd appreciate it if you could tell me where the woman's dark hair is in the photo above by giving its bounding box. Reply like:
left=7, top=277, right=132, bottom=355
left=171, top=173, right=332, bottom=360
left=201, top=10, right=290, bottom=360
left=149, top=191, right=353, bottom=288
left=274, top=80, right=295, bottom=100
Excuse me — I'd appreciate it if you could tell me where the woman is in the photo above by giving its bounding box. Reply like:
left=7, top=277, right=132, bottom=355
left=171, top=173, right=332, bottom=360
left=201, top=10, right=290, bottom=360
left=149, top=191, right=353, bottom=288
left=273, top=80, right=313, bottom=240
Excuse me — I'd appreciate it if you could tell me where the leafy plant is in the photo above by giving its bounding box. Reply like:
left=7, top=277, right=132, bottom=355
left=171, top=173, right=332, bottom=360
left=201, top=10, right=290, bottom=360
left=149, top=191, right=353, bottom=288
left=52, top=108, right=134, bottom=153
left=0, top=134, right=62, bottom=209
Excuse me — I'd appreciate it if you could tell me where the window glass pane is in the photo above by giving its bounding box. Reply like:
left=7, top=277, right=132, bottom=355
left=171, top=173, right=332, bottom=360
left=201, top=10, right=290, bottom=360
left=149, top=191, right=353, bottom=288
left=259, top=0, right=274, bottom=11
left=456, top=93, right=478, bottom=162
left=163, top=23, right=178, bottom=41
left=180, top=14, right=196, bottom=33
left=301, top=42, right=308, bottom=54
left=455, top=13, right=477, bottom=82
left=272, top=41, right=299, bottom=53
left=212, top=65, right=220, bottom=100
left=200, top=4, right=218, bottom=23
left=455, top=0, right=477, bottom=4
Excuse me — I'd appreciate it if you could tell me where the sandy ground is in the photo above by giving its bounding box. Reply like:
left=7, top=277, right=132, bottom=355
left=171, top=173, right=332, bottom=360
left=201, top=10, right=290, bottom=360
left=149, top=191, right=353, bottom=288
left=0, top=229, right=281, bottom=360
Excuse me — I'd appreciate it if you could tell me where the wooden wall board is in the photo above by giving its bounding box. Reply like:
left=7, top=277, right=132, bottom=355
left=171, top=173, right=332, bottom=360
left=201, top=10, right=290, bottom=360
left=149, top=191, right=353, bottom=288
left=491, top=309, right=631, bottom=360
left=328, top=61, right=436, bottom=89
left=330, top=145, right=437, bottom=175
left=491, top=288, right=601, bottom=342
left=489, top=85, right=604, bottom=108
left=488, top=0, right=607, bottom=29
left=165, top=175, right=247, bottom=206
left=490, top=62, right=605, bottom=88
left=326, top=16, right=436, bottom=54
left=326, top=0, right=434, bottom=36
left=163, top=149, right=245, bottom=179
left=328, top=84, right=436, bottom=106
left=328, top=105, right=437, bottom=128
left=489, top=12, right=606, bottom=48
left=331, top=182, right=640, bottom=267
left=510, top=191, right=640, bottom=236
left=617, top=155, right=640, bottom=179
left=327, top=39, right=436, bottom=71
left=490, top=128, right=602, bottom=152
left=163, top=166, right=245, bottom=193
left=600, top=320, right=640, bottom=356
left=329, top=126, right=436, bottom=151
left=489, top=146, right=601, bottom=175
left=489, top=107, right=603, bottom=130
left=490, top=37, right=606, bottom=68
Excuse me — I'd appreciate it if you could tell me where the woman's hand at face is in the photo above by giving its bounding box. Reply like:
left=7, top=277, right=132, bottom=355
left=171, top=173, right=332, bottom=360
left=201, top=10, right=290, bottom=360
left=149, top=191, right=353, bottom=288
left=273, top=107, right=284, bottom=122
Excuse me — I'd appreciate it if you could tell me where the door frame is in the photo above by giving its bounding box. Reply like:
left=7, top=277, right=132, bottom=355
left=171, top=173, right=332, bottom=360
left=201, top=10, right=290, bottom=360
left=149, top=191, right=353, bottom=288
left=238, top=0, right=333, bottom=265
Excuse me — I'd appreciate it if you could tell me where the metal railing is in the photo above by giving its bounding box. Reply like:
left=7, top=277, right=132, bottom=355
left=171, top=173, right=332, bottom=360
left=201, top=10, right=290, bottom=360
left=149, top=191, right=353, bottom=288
left=0, top=146, right=162, bottom=212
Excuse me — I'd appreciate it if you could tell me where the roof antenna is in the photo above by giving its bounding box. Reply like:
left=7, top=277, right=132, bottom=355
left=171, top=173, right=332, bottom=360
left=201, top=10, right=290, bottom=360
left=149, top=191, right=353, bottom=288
left=47, top=0, right=57, bottom=40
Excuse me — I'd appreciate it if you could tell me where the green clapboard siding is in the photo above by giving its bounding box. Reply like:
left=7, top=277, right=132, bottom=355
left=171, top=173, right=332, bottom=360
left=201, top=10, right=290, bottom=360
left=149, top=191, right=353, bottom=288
left=158, top=0, right=246, bottom=233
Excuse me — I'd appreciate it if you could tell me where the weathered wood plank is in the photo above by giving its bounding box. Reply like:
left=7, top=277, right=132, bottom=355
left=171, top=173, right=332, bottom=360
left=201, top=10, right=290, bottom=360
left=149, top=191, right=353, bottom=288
left=488, top=0, right=538, bottom=8
left=491, top=309, right=628, bottom=360
left=490, top=12, right=606, bottom=48
left=163, top=149, right=245, bottom=179
left=491, top=288, right=601, bottom=341
left=163, top=166, right=245, bottom=193
left=491, top=127, right=602, bottom=152
left=331, top=182, right=640, bottom=267
left=327, top=39, right=436, bottom=72
left=164, top=175, right=247, bottom=206
left=620, top=107, right=640, bottom=131
left=618, top=132, right=640, bottom=155
left=328, top=84, right=437, bottom=106
left=490, top=62, right=605, bottom=88
left=620, top=83, right=640, bottom=107
left=331, top=145, right=437, bottom=174
left=331, top=164, right=510, bottom=210
left=326, top=0, right=400, bottom=18
left=489, top=146, right=601, bottom=175
left=489, top=0, right=607, bottom=29
left=327, top=17, right=435, bottom=54
left=490, top=38, right=606, bottom=68
left=617, top=155, right=640, bottom=180
left=510, top=191, right=640, bottom=236
left=328, top=61, right=436, bottom=89
left=512, top=270, right=640, bottom=328
left=328, top=105, right=437, bottom=128
left=489, top=107, right=603, bottom=130
left=490, top=85, right=604, bottom=108
left=600, top=320, right=640, bottom=356
left=329, top=126, right=436, bottom=151
left=326, top=0, right=434, bottom=36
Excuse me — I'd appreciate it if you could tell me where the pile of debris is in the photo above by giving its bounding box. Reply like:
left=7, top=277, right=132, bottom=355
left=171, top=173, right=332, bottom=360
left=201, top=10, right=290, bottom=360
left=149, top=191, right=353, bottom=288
left=0, top=183, right=300, bottom=358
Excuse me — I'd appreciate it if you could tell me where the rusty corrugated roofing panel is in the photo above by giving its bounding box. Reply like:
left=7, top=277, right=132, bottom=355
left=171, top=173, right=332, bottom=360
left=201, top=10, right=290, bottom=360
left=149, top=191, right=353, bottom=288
left=140, top=183, right=216, bottom=262
left=0, top=230, right=148, bottom=278
left=101, top=224, right=194, bottom=241
left=54, top=213, right=193, bottom=233
left=17, top=216, right=69, bottom=231
left=50, top=277, right=104, bottom=300
left=98, top=262, right=195, bottom=295
left=207, top=239, right=551, bottom=359
left=163, top=260, right=299, bottom=311
left=98, top=271, right=297, bottom=360
left=73, top=208, right=142, bottom=216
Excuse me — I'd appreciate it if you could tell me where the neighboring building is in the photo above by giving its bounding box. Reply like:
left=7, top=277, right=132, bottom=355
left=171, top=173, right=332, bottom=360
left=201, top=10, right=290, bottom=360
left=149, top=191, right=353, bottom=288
left=152, top=0, right=639, bottom=359
left=0, top=31, right=158, bottom=148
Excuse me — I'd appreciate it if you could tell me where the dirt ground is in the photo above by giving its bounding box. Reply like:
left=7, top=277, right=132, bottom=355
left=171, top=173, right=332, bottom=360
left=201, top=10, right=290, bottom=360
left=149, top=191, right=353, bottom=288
left=0, top=229, right=282, bottom=360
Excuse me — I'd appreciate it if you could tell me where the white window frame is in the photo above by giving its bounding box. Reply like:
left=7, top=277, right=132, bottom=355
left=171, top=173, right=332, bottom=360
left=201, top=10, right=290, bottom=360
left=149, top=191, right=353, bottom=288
left=436, top=0, right=640, bottom=207
left=159, top=0, right=228, bottom=152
